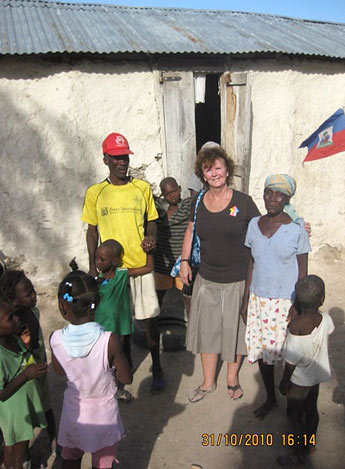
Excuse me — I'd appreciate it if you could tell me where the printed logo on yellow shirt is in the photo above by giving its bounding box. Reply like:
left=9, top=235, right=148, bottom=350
left=100, top=206, right=141, bottom=216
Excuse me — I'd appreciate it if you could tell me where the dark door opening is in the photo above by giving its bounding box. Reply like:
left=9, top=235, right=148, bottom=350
left=195, top=74, right=221, bottom=152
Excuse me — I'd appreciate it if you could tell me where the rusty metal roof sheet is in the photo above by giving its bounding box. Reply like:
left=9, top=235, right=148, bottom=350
left=1, top=0, right=345, bottom=58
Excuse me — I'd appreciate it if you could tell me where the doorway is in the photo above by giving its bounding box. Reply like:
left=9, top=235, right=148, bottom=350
left=195, top=74, right=221, bottom=151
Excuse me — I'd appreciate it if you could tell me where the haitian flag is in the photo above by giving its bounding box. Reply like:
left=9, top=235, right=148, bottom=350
left=299, top=108, right=345, bottom=162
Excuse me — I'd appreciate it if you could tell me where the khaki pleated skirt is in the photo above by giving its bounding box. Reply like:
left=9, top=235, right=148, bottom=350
left=186, top=274, right=247, bottom=362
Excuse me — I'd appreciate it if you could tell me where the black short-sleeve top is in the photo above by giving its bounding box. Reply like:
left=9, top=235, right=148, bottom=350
left=190, top=190, right=260, bottom=283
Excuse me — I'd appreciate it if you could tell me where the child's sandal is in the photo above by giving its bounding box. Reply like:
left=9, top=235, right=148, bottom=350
left=117, top=389, right=134, bottom=404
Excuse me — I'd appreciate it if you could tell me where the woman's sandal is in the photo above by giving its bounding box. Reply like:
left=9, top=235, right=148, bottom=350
left=189, top=383, right=216, bottom=403
left=227, top=384, right=243, bottom=400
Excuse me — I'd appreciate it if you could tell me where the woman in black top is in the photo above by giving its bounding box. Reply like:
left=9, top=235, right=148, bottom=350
left=180, top=144, right=260, bottom=402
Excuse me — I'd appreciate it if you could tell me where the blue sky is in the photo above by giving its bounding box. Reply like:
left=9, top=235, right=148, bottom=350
left=61, top=0, right=345, bottom=23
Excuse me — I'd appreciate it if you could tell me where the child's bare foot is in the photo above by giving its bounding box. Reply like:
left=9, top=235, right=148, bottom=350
left=254, top=400, right=278, bottom=419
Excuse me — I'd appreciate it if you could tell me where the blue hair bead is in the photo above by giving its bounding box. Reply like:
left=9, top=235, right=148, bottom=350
left=63, top=293, right=74, bottom=303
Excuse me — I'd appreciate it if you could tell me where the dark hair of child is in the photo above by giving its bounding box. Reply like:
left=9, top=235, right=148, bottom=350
left=100, top=239, right=124, bottom=260
left=58, top=260, right=100, bottom=318
left=159, top=177, right=178, bottom=192
left=295, top=275, right=325, bottom=308
left=0, top=270, right=26, bottom=303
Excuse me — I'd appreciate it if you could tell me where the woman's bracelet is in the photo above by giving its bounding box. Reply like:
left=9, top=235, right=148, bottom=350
left=180, top=259, right=189, bottom=262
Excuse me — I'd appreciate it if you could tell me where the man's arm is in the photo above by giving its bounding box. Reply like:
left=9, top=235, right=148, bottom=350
left=86, top=224, right=99, bottom=276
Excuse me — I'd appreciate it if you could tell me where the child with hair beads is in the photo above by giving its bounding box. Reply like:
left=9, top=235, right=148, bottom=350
left=0, top=270, right=56, bottom=446
left=50, top=268, right=132, bottom=469
left=278, top=275, right=334, bottom=466
left=94, top=239, right=154, bottom=402
left=0, top=300, right=48, bottom=469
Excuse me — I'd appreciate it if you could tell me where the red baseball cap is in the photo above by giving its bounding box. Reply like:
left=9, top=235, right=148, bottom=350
left=102, top=133, right=134, bottom=156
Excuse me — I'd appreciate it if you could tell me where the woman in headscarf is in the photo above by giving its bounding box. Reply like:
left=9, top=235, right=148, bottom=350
left=240, top=174, right=311, bottom=419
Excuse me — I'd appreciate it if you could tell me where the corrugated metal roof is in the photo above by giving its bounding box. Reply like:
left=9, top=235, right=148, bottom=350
left=1, top=0, right=345, bottom=58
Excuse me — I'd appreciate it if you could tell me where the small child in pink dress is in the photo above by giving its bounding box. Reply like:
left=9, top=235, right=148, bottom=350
left=50, top=268, right=132, bottom=469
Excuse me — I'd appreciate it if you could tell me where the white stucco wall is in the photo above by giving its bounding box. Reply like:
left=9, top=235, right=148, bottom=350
left=0, top=57, right=164, bottom=282
left=244, top=59, right=345, bottom=259
left=1, top=55, right=345, bottom=283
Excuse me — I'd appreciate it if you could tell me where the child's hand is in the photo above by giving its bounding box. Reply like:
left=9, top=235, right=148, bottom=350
left=141, top=235, right=156, bottom=253
left=24, top=363, right=48, bottom=381
left=279, top=379, right=289, bottom=396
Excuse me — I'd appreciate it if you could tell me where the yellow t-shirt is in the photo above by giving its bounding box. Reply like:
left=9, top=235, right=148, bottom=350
left=82, top=178, right=158, bottom=268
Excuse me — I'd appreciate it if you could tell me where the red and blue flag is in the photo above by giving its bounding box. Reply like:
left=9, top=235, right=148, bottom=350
left=299, top=108, right=345, bottom=162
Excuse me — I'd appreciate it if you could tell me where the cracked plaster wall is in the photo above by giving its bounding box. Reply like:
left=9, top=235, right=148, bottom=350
left=1, top=55, right=345, bottom=284
left=0, top=57, right=165, bottom=283
left=243, top=59, right=345, bottom=261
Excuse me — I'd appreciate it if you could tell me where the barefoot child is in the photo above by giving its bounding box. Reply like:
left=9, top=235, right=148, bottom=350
left=94, top=239, right=156, bottom=400
left=0, top=301, right=48, bottom=469
left=0, top=271, right=56, bottom=445
left=278, top=275, right=334, bottom=465
left=50, top=269, right=132, bottom=469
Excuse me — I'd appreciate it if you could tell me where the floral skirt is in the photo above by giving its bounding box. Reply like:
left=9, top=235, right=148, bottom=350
left=245, top=293, right=292, bottom=365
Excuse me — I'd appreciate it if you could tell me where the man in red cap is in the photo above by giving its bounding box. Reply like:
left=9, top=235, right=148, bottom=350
left=82, top=133, right=165, bottom=396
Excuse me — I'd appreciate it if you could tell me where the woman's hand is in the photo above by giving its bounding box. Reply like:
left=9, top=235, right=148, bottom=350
left=179, top=261, right=192, bottom=286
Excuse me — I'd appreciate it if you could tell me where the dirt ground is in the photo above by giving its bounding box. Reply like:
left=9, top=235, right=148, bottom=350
left=15, top=253, right=345, bottom=469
